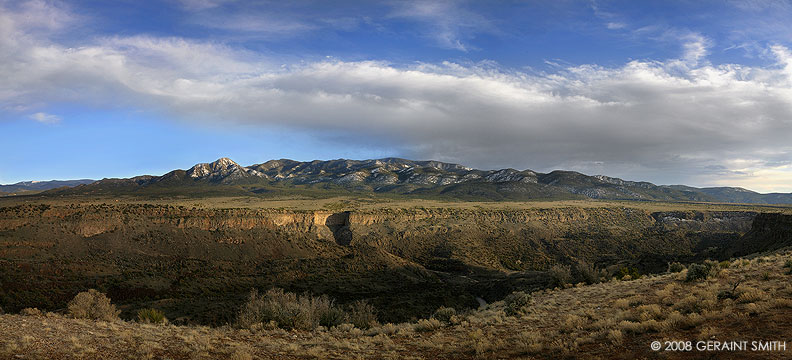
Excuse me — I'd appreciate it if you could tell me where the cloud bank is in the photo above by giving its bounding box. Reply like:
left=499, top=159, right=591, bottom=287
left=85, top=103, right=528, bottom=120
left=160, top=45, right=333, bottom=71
left=2, top=1, right=792, bottom=192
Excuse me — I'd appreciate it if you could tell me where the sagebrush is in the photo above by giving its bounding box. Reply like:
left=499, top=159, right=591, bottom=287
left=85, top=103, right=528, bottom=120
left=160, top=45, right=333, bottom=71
left=504, top=291, right=531, bottom=316
left=237, top=288, right=375, bottom=330
left=549, top=264, right=572, bottom=286
left=432, top=306, right=457, bottom=323
left=67, top=289, right=120, bottom=321
left=686, top=260, right=720, bottom=282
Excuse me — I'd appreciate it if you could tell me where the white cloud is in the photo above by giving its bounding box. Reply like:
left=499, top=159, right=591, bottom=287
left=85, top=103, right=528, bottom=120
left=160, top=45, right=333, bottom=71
left=387, top=0, right=495, bottom=51
left=606, top=22, right=625, bottom=30
left=28, top=112, right=60, bottom=124
left=730, top=0, right=792, bottom=12
left=681, top=34, right=711, bottom=64
left=9, top=0, right=75, bottom=30
left=185, top=13, right=316, bottom=37
left=712, top=164, right=792, bottom=193
left=176, top=0, right=232, bottom=11
left=2, top=1, right=792, bottom=191
left=177, top=2, right=369, bottom=39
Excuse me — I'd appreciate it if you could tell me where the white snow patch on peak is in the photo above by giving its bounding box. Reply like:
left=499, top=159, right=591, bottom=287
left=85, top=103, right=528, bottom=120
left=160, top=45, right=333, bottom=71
left=187, top=157, right=246, bottom=178
left=211, top=157, right=239, bottom=167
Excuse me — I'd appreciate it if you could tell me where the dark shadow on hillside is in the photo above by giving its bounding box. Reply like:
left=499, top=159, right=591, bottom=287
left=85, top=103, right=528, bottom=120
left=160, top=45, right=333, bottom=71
left=325, top=211, right=352, bottom=246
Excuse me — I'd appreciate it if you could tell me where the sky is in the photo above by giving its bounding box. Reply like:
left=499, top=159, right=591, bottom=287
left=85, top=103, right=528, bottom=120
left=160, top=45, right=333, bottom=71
left=1, top=0, right=792, bottom=193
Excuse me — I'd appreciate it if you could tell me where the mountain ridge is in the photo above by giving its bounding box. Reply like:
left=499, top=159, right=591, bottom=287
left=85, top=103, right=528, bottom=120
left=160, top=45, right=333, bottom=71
left=0, top=179, right=96, bottom=193
left=25, top=157, right=792, bottom=204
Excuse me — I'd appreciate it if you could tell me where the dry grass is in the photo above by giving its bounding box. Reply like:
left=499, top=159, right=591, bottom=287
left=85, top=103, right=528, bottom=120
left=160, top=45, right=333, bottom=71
left=414, top=318, right=443, bottom=332
left=2, top=250, right=792, bottom=359
left=736, top=286, right=771, bottom=304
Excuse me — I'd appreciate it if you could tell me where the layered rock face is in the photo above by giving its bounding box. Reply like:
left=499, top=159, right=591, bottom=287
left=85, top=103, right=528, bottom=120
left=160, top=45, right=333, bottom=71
left=0, top=204, right=759, bottom=269
left=0, top=203, right=781, bottom=324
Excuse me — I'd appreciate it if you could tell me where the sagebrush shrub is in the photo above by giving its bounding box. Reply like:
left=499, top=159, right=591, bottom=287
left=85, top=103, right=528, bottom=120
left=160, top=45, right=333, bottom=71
left=574, top=260, right=600, bottom=284
left=20, top=307, right=42, bottom=316
left=668, top=262, right=685, bottom=273
left=67, top=289, right=120, bottom=321
left=238, top=289, right=312, bottom=330
left=414, top=318, right=443, bottom=332
left=137, top=308, right=167, bottom=324
left=685, top=260, right=720, bottom=282
left=686, top=264, right=710, bottom=282
left=319, top=306, right=347, bottom=328
left=432, top=306, right=457, bottom=323
left=504, top=291, right=531, bottom=316
left=237, top=288, right=371, bottom=330
left=549, top=264, right=572, bottom=286
left=347, top=300, right=378, bottom=330
left=737, top=287, right=769, bottom=304
left=617, top=266, right=641, bottom=280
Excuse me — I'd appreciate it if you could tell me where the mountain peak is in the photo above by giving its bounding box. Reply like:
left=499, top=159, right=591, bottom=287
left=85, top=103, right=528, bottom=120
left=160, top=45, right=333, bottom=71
left=186, top=157, right=260, bottom=182
left=211, top=157, right=239, bottom=167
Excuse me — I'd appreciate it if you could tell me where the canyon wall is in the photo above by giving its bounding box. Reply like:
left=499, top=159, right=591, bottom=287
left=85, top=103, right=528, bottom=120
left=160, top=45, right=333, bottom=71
left=2, top=203, right=785, bottom=324
left=0, top=204, right=760, bottom=270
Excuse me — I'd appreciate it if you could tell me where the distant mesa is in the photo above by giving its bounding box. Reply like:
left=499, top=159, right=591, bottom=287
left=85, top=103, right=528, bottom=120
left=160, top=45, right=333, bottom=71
left=7, top=157, right=792, bottom=204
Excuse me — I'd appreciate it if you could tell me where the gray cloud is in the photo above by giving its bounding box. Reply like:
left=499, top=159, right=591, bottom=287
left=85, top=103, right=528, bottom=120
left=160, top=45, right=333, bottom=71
left=2, top=1, right=792, bottom=192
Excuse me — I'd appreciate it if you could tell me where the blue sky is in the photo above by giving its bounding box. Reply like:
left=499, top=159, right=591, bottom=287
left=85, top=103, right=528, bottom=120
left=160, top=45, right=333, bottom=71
left=2, top=0, right=792, bottom=192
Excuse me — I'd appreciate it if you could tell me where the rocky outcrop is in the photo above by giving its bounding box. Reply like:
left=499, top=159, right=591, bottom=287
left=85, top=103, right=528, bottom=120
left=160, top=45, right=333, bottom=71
left=724, top=213, right=792, bottom=257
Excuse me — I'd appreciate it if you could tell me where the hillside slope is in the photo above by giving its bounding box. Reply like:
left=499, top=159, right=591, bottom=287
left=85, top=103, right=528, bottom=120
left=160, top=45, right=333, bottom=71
left=2, top=249, right=790, bottom=359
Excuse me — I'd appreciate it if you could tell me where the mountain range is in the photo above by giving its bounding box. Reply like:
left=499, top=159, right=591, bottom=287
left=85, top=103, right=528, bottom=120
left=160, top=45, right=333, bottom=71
left=16, top=157, right=789, bottom=204
left=0, top=179, right=95, bottom=194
